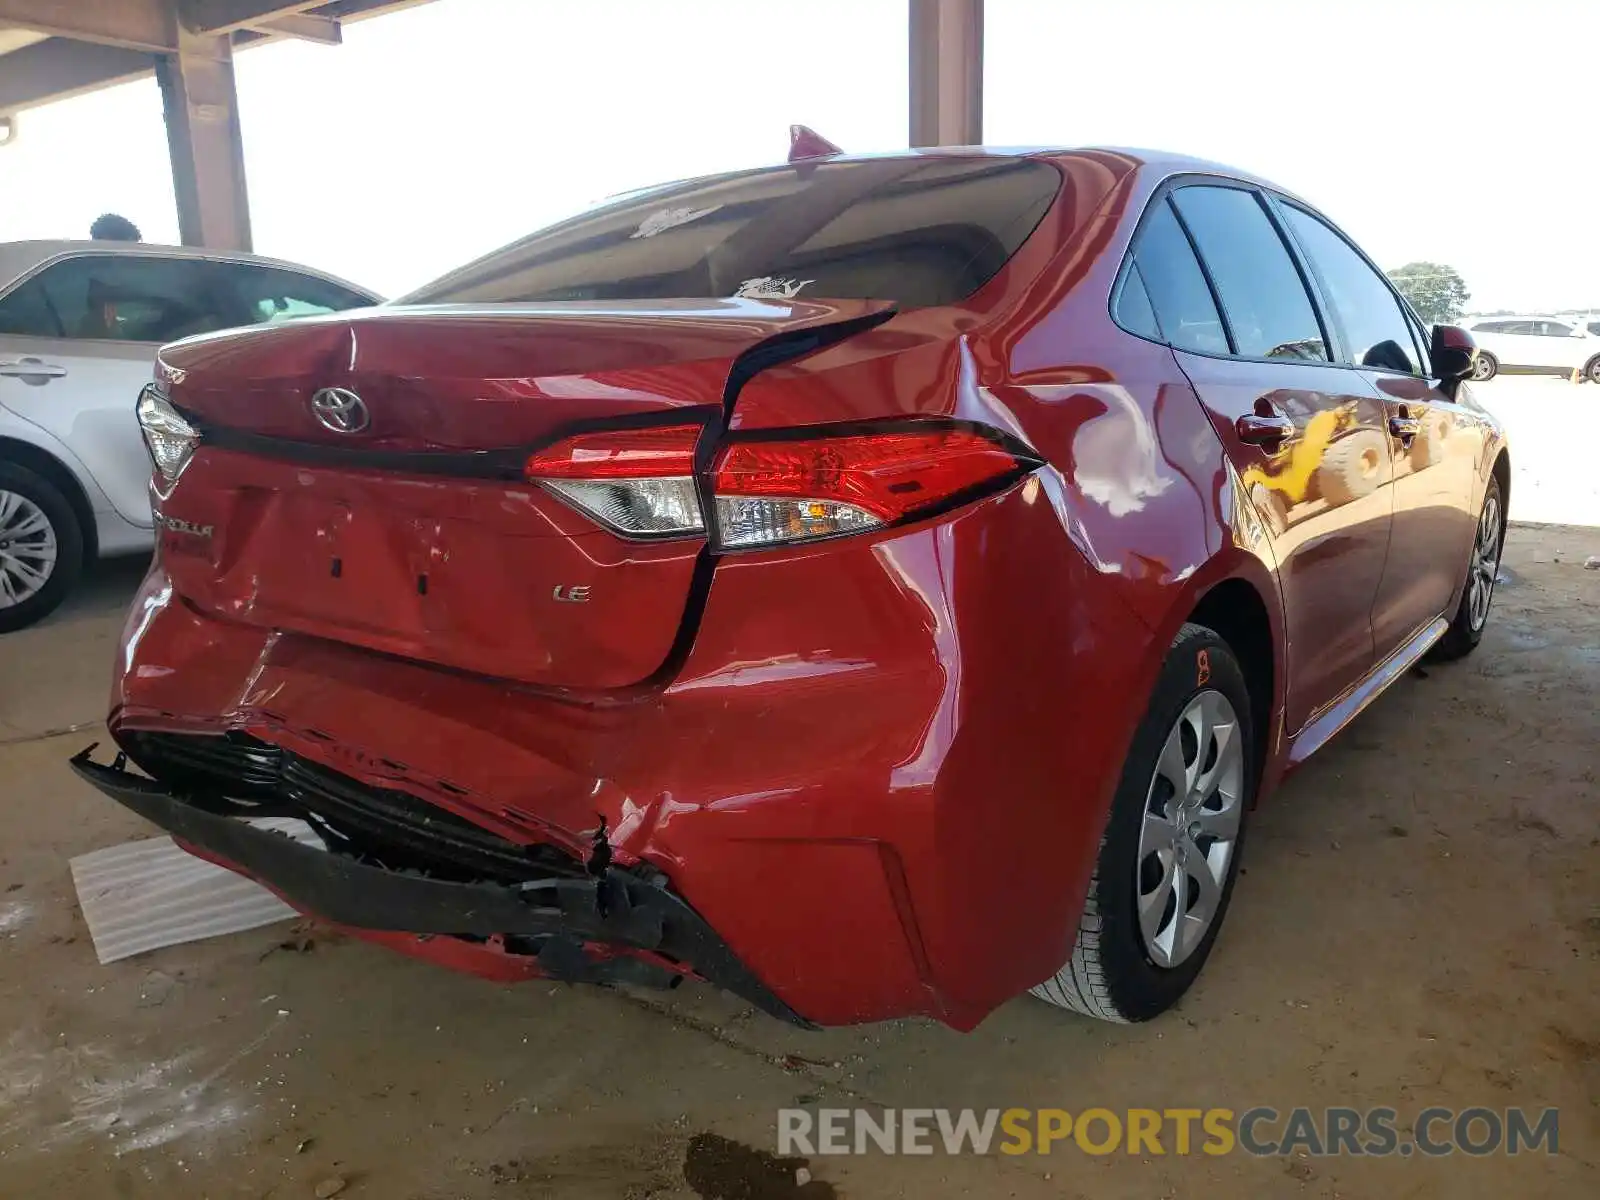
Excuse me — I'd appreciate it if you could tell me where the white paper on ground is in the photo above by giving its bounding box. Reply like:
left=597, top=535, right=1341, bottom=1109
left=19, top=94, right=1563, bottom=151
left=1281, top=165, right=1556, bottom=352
left=69, top=819, right=320, bottom=965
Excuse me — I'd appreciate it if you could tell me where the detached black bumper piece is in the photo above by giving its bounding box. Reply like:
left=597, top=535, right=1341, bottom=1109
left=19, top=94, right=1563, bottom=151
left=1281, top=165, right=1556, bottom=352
left=70, top=745, right=812, bottom=1027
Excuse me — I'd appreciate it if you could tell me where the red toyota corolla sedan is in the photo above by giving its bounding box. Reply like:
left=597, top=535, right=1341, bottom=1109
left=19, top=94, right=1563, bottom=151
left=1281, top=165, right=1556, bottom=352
left=75, top=142, right=1508, bottom=1030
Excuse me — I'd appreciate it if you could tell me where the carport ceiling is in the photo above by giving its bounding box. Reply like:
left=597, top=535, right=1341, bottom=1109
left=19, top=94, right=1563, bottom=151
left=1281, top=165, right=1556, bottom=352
left=0, top=0, right=433, bottom=112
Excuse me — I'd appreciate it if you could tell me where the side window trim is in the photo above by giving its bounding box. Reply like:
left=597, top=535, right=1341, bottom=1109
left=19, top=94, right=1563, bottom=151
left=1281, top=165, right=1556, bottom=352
left=1160, top=193, right=1239, bottom=357
left=1110, top=258, right=1163, bottom=341
left=1249, top=188, right=1343, bottom=366
left=1260, top=191, right=1355, bottom=366
left=1108, top=173, right=1354, bottom=369
left=1396, top=298, right=1433, bottom=378
left=1269, top=195, right=1427, bottom=378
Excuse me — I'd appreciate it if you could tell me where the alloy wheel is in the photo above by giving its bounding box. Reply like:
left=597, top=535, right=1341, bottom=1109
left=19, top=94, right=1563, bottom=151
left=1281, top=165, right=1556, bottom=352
left=1467, top=491, right=1502, bottom=632
left=1471, top=355, right=1495, bottom=382
left=0, top=489, right=58, bottom=608
left=1135, top=689, right=1245, bottom=969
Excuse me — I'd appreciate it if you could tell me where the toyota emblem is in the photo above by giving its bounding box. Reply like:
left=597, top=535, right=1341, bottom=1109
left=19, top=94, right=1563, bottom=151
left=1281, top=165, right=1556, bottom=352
left=309, top=387, right=370, bottom=434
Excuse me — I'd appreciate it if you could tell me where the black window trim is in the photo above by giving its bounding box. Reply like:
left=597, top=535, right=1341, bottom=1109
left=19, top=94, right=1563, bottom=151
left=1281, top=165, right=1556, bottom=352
left=1110, top=257, right=1164, bottom=342
left=1267, top=194, right=1438, bottom=381
left=1107, top=172, right=1346, bottom=371
left=1162, top=192, right=1239, bottom=357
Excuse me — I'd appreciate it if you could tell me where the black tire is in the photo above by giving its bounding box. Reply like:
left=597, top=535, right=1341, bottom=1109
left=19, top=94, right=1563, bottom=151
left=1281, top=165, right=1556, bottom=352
left=1032, top=623, right=1256, bottom=1022
left=1472, top=352, right=1498, bottom=382
left=0, top=461, right=83, bottom=633
left=1430, top=474, right=1505, bottom=662
left=1584, top=355, right=1600, bottom=385
left=1316, top=428, right=1387, bottom=505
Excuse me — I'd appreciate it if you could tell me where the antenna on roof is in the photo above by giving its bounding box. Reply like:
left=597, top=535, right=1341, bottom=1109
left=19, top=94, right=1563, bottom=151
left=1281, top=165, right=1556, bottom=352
left=788, top=125, right=842, bottom=163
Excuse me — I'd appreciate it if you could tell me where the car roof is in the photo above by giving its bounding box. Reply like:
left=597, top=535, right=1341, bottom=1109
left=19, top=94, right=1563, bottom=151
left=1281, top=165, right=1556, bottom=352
left=1470, top=314, right=1572, bottom=323
left=0, top=240, right=380, bottom=300
left=848, top=146, right=1320, bottom=212
left=775, top=144, right=1294, bottom=186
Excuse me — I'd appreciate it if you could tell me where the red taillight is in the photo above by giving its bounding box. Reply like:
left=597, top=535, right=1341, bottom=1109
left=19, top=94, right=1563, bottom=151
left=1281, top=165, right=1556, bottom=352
left=523, top=422, right=1029, bottom=548
left=525, top=425, right=704, bottom=537
left=711, top=427, right=1026, bottom=548
left=524, top=424, right=700, bottom=479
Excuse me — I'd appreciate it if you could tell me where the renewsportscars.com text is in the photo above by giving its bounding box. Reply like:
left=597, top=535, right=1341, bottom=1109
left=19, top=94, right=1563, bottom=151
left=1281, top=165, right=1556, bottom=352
left=777, top=1106, right=1559, bottom=1158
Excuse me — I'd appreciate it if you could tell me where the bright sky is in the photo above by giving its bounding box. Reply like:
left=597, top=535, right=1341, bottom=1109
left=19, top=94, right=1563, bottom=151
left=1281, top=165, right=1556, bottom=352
left=2, top=0, right=1596, bottom=311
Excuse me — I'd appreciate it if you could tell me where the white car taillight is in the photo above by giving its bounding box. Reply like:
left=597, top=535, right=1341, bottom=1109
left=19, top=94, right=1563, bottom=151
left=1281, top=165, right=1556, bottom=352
left=526, top=422, right=1032, bottom=549
left=136, top=385, right=199, bottom=486
left=524, top=425, right=705, bottom=536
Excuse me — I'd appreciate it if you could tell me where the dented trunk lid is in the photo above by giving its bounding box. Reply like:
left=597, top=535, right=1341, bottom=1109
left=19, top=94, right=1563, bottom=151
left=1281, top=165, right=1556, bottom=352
left=152, top=299, right=892, bottom=690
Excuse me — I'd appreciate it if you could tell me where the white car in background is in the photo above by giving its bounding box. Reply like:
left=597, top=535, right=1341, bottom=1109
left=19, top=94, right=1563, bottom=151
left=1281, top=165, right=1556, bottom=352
left=1464, top=314, right=1600, bottom=383
left=0, top=241, right=379, bottom=631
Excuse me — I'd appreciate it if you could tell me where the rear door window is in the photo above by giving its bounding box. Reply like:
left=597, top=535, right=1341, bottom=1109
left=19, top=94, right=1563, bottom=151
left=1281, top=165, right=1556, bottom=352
left=404, top=158, right=1062, bottom=309
left=1125, top=199, right=1229, bottom=355
left=0, top=279, right=62, bottom=337
left=1278, top=205, right=1421, bottom=374
left=218, top=262, right=374, bottom=325
left=1169, top=185, right=1330, bottom=362
left=25, top=255, right=230, bottom=343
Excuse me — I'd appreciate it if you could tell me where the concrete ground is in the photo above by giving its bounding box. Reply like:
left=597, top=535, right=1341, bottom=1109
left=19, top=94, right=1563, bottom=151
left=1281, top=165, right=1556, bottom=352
left=0, top=377, right=1595, bottom=1198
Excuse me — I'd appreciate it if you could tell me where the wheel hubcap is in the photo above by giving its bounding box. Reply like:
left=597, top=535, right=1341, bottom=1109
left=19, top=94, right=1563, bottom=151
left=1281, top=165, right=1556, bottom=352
left=1467, top=493, right=1501, bottom=632
left=0, top=489, right=57, bottom=609
left=1135, top=689, right=1245, bottom=969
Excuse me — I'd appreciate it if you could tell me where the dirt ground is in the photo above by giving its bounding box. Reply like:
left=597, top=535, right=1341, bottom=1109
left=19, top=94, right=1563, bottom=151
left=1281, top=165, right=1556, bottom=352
left=1, top=380, right=1596, bottom=1199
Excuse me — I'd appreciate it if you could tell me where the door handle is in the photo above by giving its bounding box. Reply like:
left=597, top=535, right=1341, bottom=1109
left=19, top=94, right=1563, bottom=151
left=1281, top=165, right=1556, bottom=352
left=0, top=357, right=68, bottom=383
left=1389, top=406, right=1422, bottom=443
left=1236, top=412, right=1295, bottom=445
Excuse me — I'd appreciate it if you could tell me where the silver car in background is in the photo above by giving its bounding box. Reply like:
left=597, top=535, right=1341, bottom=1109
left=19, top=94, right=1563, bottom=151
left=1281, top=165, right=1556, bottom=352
left=1465, top=314, right=1600, bottom=383
left=0, top=241, right=378, bottom=631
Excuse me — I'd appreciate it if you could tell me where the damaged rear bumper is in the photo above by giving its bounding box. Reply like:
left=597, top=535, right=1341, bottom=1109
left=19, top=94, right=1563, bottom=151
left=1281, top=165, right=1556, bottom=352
left=69, top=745, right=813, bottom=1028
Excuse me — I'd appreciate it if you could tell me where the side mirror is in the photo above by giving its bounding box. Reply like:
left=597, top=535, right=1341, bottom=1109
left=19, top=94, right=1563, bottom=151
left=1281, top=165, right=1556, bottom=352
left=1431, top=324, right=1476, bottom=382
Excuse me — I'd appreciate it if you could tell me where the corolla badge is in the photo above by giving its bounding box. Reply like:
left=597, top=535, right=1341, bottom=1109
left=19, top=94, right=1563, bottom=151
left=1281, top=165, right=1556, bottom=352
left=309, top=387, right=370, bottom=434
left=158, top=514, right=213, bottom=539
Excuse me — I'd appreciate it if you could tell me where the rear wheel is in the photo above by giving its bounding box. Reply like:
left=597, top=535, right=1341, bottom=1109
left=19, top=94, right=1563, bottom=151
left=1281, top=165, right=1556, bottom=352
left=1471, top=352, right=1498, bottom=382
left=0, top=461, right=82, bottom=634
left=1584, top=355, right=1600, bottom=385
left=1430, top=475, right=1504, bottom=661
left=1032, top=624, right=1255, bottom=1022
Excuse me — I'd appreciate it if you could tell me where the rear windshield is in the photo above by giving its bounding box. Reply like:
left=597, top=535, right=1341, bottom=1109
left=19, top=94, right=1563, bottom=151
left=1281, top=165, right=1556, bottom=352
left=403, top=157, right=1061, bottom=310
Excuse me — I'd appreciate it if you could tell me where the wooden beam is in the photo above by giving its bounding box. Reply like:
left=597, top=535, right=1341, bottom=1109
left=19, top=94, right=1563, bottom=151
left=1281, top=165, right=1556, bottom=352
left=179, top=0, right=323, bottom=36
left=248, top=12, right=341, bottom=44
left=909, top=0, right=983, bottom=147
left=158, top=27, right=253, bottom=251
left=0, top=0, right=177, bottom=52
left=0, top=38, right=156, bottom=112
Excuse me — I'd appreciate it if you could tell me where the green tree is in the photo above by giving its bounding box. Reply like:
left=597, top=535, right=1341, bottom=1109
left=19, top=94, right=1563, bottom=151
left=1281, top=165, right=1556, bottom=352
left=1387, top=262, right=1470, bottom=325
